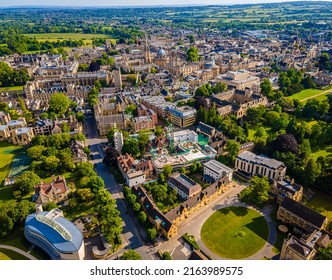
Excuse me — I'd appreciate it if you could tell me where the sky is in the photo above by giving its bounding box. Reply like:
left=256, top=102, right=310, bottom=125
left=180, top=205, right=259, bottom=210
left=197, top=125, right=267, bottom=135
left=0, top=0, right=329, bottom=8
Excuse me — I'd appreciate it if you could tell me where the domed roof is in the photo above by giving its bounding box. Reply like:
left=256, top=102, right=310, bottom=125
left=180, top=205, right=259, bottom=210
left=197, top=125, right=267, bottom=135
left=204, top=58, right=216, bottom=69
left=157, top=48, right=166, bottom=58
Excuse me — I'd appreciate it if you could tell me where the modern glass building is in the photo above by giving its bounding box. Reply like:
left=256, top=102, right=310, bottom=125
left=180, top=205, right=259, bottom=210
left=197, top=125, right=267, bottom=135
left=24, top=208, right=85, bottom=260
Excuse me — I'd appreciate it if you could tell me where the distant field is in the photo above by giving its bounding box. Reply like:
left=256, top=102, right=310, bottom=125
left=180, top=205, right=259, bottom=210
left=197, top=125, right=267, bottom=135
left=0, top=86, right=24, bottom=92
left=24, top=33, right=107, bottom=40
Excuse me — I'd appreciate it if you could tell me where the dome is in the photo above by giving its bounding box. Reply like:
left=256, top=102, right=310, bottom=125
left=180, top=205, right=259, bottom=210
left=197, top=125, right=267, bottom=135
left=157, top=48, right=166, bottom=58
left=204, top=58, right=216, bottom=69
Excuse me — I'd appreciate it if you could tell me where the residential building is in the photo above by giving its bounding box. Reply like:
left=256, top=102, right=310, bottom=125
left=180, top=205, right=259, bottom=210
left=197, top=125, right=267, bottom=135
left=203, top=160, right=233, bottom=183
left=7, top=118, right=27, bottom=130
left=126, top=171, right=146, bottom=188
left=271, top=178, right=303, bottom=204
left=235, top=151, right=287, bottom=181
left=11, top=127, right=35, bottom=145
left=168, top=106, right=196, bottom=127
left=34, top=176, right=70, bottom=206
left=196, top=121, right=216, bottom=138
left=0, top=125, right=10, bottom=141
left=280, top=230, right=331, bottom=260
left=133, top=116, right=155, bottom=132
left=114, top=130, right=123, bottom=153
left=70, top=140, right=87, bottom=163
left=24, top=208, right=85, bottom=260
left=168, top=173, right=202, bottom=200
left=34, top=119, right=54, bottom=135
left=0, top=111, right=10, bottom=125
left=277, top=197, right=328, bottom=232
left=133, top=175, right=231, bottom=239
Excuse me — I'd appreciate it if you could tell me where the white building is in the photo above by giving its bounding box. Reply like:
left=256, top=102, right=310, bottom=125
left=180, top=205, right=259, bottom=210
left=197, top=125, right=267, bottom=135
left=203, top=160, right=233, bottom=182
left=169, top=129, right=198, bottom=146
left=235, top=151, right=286, bottom=181
left=114, top=130, right=124, bottom=153
left=126, top=171, right=146, bottom=187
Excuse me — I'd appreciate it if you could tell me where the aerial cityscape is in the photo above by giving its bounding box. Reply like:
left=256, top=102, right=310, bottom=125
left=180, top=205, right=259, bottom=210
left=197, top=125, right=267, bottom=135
left=0, top=1, right=332, bottom=261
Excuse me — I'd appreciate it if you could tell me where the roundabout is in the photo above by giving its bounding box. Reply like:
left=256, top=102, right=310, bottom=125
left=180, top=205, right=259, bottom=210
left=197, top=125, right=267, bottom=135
left=200, top=206, right=269, bottom=259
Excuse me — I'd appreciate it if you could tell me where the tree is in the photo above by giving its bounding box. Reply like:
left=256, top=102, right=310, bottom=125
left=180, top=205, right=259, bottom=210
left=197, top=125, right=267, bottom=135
left=155, top=125, right=163, bottom=137
left=126, top=193, right=137, bottom=205
left=77, top=188, right=94, bottom=203
left=147, top=227, right=157, bottom=241
left=301, top=76, right=315, bottom=89
left=212, top=82, right=227, bottom=94
left=88, top=176, right=105, bottom=192
left=125, top=104, right=137, bottom=117
left=48, top=93, right=71, bottom=116
left=264, top=111, right=280, bottom=127
left=239, top=176, right=270, bottom=208
left=122, top=138, right=140, bottom=157
left=0, top=213, right=14, bottom=237
left=27, top=145, right=47, bottom=159
left=304, top=159, right=321, bottom=186
left=298, top=139, right=311, bottom=162
left=133, top=202, right=141, bottom=212
left=158, top=173, right=165, bottom=184
left=254, top=127, right=268, bottom=145
left=187, top=47, right=199, bottom=62
left=260, top=79, right=272, bottom=97
left=271, top=134, right=298, bottom=154
left=224, top=140, right=240, bottom=164
left=161, top=251, right=172, bottom=260
left=107, top=128, right=116, bottom=144
left=120, top=250, right=142, bottom=260
left=76, top=112, right=85, bottom=122
left=151, top=184, right=168, bottom=203
left=138, top=211, right=147, bottom=224
left=318, top=53, right=331, bottom=71
left=316, top=245, right=332, bottom=260
left=163, top=164, right=173, bottom=178
left=43, top=156, right=60, bottom=172
left=76, top=162, right=95, bottom=178
left=13, top=171, right=40, bottom=195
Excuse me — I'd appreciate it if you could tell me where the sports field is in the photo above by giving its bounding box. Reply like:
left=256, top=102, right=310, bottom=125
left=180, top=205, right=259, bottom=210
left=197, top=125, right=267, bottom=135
left=0, top=143, right=21, bottom=186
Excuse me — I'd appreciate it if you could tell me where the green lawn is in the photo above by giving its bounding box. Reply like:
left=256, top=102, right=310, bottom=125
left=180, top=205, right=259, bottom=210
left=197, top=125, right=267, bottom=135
left=0, top=142, right=22, bottom=186
left=311, top=146, right=332, bottom=160
left=23, top=33, right=108, bottom=41
left=304, top=191, right=332, bottom=230
left=201, top=206, right=269, bottom=259
left=289, top=88, right=323, bottom=101
left=248, top=126, right=272, bottom=141
left=0, top=86, right=24, bottom=92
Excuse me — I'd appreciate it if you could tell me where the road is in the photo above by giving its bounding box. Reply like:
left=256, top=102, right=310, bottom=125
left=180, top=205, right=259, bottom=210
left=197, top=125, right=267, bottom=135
left=84, top=110, right=154, bottom=260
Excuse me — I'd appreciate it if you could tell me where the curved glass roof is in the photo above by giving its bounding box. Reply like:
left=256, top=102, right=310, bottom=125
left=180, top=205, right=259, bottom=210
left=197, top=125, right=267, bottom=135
left=36, top=214, right=72, bottom=241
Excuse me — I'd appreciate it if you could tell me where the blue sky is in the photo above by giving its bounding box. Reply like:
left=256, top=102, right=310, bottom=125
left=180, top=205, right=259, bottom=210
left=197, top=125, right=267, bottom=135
left=0, top=0, right=328, bottom=7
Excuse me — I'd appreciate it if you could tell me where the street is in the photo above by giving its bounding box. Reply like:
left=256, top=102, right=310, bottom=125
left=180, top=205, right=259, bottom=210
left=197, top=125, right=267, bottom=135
left=84, top=110, right=154, bottom=260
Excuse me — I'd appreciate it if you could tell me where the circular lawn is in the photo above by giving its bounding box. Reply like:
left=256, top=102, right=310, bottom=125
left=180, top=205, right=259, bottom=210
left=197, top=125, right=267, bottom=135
left=201, top=206, right=269, bottom=259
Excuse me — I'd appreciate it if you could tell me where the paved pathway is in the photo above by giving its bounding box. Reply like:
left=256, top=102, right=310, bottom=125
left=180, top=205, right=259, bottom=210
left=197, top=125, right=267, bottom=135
left=0, top=245, right=37, bottom=260
left=301, top=88, right=332, bottom=102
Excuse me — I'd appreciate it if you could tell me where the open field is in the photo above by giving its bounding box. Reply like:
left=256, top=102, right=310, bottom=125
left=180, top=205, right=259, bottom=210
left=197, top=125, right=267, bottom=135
left=0, top=86, right=24, bottom=92
left=289, top=88, right=323, bottom=101
left=201, top=206, right=269, bottom=259
left=0, top=142, right=22, bottom=186
left=23, top=33, right=108, bottom=41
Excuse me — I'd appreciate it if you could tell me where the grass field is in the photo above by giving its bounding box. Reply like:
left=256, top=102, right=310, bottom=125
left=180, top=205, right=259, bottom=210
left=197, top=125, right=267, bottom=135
left=201, top=206, right=269, bottom=259
left=0, top=86, right=24, bottom=92
left=304, top=191, right=332, bottom=230
left=24, top=33, right=108, bottom=41
left=248, top=126, right=272, bottom=141
left=0, top=142, right=22, bottom=186
left=289, top=88, right=323, bottom=101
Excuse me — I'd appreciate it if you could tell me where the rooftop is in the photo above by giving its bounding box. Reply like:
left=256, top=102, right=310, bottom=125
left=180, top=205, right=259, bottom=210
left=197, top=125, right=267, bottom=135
left=237, top=151, right=285, bottom=170
left=204, top=159, right=233, bottom=174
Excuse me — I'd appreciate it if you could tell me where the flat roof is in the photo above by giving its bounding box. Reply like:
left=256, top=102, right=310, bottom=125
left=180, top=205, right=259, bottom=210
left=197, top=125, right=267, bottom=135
left=237, top=151, right=285, bottom=170
left=204, top=160, right=233, bottom=174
